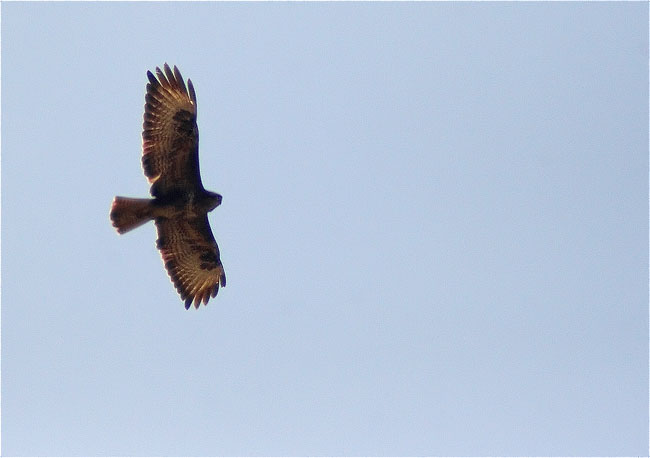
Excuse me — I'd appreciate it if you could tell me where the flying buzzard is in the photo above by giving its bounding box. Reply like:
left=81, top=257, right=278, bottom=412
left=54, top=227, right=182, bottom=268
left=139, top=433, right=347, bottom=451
left=110, top=64, right=226, bottom=309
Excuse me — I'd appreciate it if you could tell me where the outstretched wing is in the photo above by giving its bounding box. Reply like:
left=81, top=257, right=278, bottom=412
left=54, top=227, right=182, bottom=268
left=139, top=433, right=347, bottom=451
left=155, top=216, right=226, bottom=309
left=142, top=63, right=203, bottom=197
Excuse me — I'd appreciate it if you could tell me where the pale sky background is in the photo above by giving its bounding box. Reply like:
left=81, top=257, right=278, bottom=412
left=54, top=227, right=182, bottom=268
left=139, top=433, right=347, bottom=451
left=1, top=2, right=648, bottom=456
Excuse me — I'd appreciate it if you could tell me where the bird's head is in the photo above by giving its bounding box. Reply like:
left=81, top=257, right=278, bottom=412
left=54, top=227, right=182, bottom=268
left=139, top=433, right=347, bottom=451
left=206, top=191, right=223, bottom=211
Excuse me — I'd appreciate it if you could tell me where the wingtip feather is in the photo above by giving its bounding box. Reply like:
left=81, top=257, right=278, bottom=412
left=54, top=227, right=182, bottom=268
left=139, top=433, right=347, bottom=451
left=155, top=66, right=169, bottom=88
left=188, top=79, right=196, bottom=105
left=164, top=64, right=176, bottom=89
left=173, top=66, right=188, bottom=95
left=146, top=71, right=159, bottom=86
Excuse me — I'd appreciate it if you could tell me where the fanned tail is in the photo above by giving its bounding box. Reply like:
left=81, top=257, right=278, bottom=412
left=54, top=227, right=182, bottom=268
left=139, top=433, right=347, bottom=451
left=110, top=196, right=154, bottom=234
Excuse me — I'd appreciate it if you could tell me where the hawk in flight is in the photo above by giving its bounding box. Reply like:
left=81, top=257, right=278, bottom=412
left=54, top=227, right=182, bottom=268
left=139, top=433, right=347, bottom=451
left=110, top=64, right=226, bottom=309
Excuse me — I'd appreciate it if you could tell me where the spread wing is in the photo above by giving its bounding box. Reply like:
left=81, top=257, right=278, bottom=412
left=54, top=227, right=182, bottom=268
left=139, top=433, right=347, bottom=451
left=142, top=63, right=203, bottom=198
left=155, top=216, right=226, bottom=309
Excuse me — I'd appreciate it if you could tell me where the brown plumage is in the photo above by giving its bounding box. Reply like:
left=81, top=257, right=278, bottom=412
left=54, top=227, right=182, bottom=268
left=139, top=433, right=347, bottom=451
left=110, top=64, right=226, bottom=309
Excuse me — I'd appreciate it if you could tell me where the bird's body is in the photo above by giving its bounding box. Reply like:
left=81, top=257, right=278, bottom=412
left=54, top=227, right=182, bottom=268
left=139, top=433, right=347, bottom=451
left=110, top=64, right=226, bottom=309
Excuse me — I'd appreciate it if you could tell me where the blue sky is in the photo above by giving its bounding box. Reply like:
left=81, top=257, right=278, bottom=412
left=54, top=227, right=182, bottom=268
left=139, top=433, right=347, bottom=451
left=2, top=2, right=648, bottom=456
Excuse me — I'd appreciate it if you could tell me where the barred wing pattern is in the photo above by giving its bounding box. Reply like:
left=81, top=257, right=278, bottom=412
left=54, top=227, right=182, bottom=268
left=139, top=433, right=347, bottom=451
left=142, top=64, right=203, bottom=197
left=155, top=216, right=226, bottom=309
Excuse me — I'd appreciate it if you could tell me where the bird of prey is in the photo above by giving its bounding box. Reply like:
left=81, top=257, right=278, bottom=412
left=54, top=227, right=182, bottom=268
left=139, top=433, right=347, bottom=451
left=110, top=64, right=226, bottom=309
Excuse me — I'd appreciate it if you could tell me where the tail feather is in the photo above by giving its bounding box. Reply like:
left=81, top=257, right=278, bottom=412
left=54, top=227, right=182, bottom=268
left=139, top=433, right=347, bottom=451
left=110, top=196, right=154, bottom=234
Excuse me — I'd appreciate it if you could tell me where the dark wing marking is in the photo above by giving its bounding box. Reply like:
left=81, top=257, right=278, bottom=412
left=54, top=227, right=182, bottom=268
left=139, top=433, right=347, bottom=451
left=142, top=63, right=203, bottom=197
left=155, top=215, right=226, bottom=309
